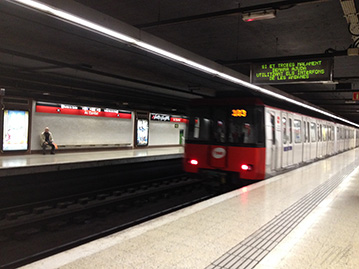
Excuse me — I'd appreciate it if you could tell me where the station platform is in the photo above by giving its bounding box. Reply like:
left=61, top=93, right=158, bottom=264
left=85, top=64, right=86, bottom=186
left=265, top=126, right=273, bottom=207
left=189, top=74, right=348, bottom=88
left=20, top=148, right=359, bottom=269
left=0, top=146, right=184, bottom=177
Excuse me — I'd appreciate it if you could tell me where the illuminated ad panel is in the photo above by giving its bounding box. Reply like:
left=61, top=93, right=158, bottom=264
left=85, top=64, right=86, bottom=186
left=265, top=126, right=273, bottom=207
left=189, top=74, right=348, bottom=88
left=36, top=102, right=132, bottom=119
left=137, top=119, right=149, bottom=146
left=250, top=58, right=333, bottom=84
left=3, top=110, right=29, bottom=151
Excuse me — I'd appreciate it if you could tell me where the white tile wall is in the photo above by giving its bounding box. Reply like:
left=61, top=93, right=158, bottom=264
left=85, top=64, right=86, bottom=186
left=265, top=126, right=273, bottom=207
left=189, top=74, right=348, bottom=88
left=149, top=121, right=186, bottom=146
left=31, top=111, right=133, bottom=150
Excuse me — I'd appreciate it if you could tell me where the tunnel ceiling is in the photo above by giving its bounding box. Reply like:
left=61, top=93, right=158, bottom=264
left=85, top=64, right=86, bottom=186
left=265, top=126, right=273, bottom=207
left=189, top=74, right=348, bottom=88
left=1, top=0, right=359, bottom=122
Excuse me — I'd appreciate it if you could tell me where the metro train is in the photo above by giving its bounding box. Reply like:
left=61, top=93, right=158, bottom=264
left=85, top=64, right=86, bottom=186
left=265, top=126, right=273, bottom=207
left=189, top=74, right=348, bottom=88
left=183, top=96, right=359, bottom=183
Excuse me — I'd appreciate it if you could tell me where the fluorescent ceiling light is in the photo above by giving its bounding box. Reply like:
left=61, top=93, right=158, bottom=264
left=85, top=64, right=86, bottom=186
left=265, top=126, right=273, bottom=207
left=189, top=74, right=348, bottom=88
left=7, top=0, right=359, bottom=127
left=242, top=9, right=276, bottom=22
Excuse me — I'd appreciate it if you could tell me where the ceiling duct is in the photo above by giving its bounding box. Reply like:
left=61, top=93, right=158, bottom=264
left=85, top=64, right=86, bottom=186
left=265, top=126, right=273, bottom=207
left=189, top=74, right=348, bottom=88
left=340, top=0, right=359, bottom=53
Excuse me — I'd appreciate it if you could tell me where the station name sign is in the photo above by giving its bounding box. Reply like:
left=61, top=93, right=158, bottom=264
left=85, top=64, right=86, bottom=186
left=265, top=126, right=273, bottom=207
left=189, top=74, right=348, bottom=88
left=250, top=58, right=333, bottom=84
left=36, top=102, right=132, bottom=119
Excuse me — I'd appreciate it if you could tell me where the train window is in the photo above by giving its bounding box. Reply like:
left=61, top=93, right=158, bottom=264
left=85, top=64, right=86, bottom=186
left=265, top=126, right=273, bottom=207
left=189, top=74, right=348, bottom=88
left=214, top=120, right=226, bottom=142
left=310, top=122, right=316, bottom=142
left=194, top=117, right=200, bottom=138
left=229, top=118, right=254, bottom=144
left=294, top=119, right=301, bottom=143
left=323, top=125, right=327, bottom=141
left=307, top=122, right=310, bottom=142
left=188, top=105, right=265, bottom=146
left=229, top=106, right=264, bottom=145
left=213, top=108, right=227, bottom=143
left=289, top=118, right=292, bottom=144
left=200, top=118, right=211, bottom=140
left=282, top=117, right=287, bottom=145
left=318, top=124, right=322, bottom=141
left=303, top=121, right=307, bottom=142
left=187, top=107, right=211, bottom=141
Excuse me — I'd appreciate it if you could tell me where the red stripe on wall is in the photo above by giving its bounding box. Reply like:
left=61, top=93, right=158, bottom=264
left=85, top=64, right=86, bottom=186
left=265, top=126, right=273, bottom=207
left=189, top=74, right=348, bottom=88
left=36, top=105, right=132, bottom=119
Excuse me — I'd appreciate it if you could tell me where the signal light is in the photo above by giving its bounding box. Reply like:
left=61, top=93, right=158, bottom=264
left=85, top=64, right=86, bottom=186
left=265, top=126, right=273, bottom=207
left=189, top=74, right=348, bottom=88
left=189, top=159, right=199, bottom=165
left=241, top=164, right=253, bottom=171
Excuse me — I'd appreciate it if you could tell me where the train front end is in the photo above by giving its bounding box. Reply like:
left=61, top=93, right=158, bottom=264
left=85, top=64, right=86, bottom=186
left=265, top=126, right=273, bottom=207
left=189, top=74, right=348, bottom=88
left=184, top=98, right=266, bottom=182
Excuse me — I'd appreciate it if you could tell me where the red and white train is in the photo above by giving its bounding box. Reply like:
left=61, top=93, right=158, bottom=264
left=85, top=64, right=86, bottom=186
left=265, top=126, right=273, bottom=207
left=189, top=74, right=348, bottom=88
left=184, top=97, right=358, bottom=182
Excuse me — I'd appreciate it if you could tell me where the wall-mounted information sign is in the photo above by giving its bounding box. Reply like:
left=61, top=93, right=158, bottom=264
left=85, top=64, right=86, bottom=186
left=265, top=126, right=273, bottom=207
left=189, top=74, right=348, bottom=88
left=151, top=113, right=189, bottom=123
left=170, top=117, right=189, bottom=124
left=36, top=102, right=132, bottom=119
left=3, top=110, right=29, bottom=151
left=250, top=58, right=333, bottom=84
left=151, top=113, right=170, bottom=121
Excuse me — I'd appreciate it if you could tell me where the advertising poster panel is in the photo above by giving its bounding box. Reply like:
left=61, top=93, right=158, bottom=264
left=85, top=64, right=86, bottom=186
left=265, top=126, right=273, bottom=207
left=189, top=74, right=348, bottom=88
left=3, top=110, right=29, bottom=151
left=137, top=119, right=149, bottom=146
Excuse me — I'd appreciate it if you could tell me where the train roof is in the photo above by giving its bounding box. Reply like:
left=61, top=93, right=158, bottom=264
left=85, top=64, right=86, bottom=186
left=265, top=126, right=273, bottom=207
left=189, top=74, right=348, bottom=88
left=190, top=92, right=357, bottom=128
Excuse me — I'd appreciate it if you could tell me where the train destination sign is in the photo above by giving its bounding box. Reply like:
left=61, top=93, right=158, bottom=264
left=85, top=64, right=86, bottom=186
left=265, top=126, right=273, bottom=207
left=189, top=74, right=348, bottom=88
left=250, top=58, right=333, bottom=84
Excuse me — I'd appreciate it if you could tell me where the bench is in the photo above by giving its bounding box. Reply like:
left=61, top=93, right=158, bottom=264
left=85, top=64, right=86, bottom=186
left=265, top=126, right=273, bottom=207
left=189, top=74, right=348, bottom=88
left=56, top=143, right=132, bottom=150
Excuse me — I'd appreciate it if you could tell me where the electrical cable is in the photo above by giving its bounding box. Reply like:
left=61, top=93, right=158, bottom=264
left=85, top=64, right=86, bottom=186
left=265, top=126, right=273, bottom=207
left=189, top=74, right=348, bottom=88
left=353, top=38, right=359, bottom=47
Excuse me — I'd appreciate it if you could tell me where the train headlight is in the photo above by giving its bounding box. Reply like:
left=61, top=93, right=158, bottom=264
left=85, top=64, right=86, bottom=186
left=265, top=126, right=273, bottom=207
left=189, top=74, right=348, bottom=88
left=241, top=164, right=253, bottom=171
left=189, top=159, right=199, bottom=165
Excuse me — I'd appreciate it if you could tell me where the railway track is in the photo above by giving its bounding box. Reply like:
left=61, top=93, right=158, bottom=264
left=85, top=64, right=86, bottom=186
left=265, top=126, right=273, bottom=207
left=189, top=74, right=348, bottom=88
left=0, top=174, right=223, bottom=269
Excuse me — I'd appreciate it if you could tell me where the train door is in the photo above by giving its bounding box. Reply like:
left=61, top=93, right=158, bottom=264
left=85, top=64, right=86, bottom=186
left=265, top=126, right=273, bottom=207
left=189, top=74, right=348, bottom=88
left=337, top=126, right=343, bottom=152
left=292, top=115, right=303, bottom=164
left=288, top=116, right=294, bottom=166
left=334, top=125, right=338, bottom=153
left=351, top=129, right=355, bottom=149
left=328, top=124, right=334, bottom=155
left=309, top=121, right=317, bottom=160
left=350, top=129, right=354, bottom=149
left=210, top=108, right=228, bottom=168
left=281, top=112, right=294, bottom=168
left=317, top=121, right=323, bottom=158
left=344, top=128, right=349, bottom=150
left=265, top=108, right=280, bottom=175
left=332, top=125, right=338, bottom=154
left=281, top=112, right=288, bottom=168
left=322, top=124, right=327, bottom=157
left=302, top=118, right=310, bottom=162
left=327, top=125, right=333, bottom=155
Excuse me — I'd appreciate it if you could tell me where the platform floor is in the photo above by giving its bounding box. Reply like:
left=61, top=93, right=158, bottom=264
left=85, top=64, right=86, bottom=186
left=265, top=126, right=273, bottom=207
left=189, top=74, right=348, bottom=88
left=0, top=146, right=184, bottom=177
left=21, top=148, right=359, bottom=269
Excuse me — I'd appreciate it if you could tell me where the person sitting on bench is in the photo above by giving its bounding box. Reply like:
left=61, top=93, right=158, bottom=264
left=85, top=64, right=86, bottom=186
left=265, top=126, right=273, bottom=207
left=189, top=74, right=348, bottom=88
left=40, top=127, right=55, bottom=155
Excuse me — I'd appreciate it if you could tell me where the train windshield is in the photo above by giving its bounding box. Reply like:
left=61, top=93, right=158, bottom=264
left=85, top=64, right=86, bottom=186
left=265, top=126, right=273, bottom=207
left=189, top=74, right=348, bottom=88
left=187, top=106, right=264, bottom=146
